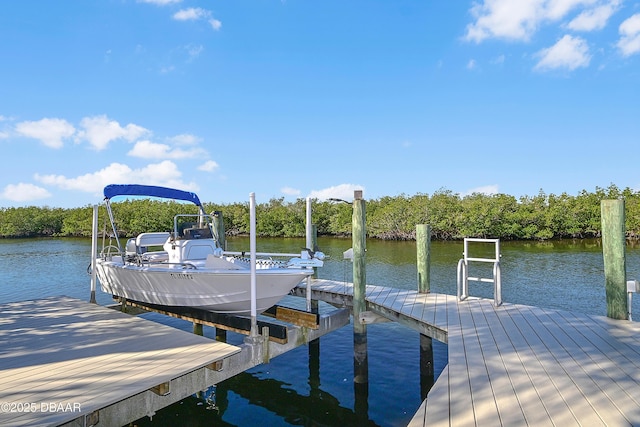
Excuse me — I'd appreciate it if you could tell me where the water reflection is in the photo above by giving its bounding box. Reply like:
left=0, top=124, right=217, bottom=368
left=134, top=338, right=382, bottom=426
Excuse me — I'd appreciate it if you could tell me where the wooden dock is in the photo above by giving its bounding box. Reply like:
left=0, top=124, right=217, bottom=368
left=295, top=279, right=640, bottom=426
left=0, top=296, right=241, bottom=427
left=0, top=295, right=350, bottom=427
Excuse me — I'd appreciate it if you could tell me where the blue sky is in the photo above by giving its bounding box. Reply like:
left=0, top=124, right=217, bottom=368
left=1, top=0, right=639, bottom=208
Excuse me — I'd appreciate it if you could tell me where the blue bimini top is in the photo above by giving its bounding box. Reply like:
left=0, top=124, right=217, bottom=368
left=103, top=184, right=203, bottom=208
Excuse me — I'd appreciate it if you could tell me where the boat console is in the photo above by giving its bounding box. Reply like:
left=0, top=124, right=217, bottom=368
left=164, top=237, right=219, bottom=263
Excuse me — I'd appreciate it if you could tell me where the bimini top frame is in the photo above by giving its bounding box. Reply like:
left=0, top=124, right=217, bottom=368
left=101, top=184, right=208, bottom=256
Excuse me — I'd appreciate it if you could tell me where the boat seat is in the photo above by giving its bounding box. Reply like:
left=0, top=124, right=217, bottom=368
left=136, top=232, right=171, bottom=248
left=178, top=222, right=196, bottom=237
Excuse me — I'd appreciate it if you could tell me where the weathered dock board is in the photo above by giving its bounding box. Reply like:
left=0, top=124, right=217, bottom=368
left=0, top=297, right=240, bottom=427
left=296, top=279, right=640, bottom=426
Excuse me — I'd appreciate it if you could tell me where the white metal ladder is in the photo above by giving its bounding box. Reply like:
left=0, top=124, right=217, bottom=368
left=457, top=238, right=502, bottom=306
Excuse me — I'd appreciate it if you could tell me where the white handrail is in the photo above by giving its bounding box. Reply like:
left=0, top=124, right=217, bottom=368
left=627, top=280, right=639, bottom=321
left=493, top=261, right=502, bottom=306
left=457, top=259, right=468, bottom=301
left=457, top=238, right=502, bottom=306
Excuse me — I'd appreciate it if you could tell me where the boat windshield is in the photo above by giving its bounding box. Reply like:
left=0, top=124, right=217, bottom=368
left=173, top=214, right=217, bottom=241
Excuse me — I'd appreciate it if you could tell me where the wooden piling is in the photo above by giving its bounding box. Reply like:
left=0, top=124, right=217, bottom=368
left=215, top=328, right=227, bottom=342
left=420, top=333, right=434, bottom=399
left=352, top=190, right=368, bottom=384
left=212, top=211, right=226, bottom=250
left=417, top=225, right=434, bottom=397
left=193, top=322, right=203, bottom=336
left=601, top=199, right=627, bottom=319
left=416, top=224, right=431, bottom=294
left=308, top=337, right=320, bottom=390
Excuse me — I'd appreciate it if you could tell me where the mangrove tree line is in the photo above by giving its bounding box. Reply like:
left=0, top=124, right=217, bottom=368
left=1, top=185, right=639, bottom=240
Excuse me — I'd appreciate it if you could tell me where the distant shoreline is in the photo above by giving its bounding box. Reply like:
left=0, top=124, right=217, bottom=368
left=1, top=185, right=639, bottom=240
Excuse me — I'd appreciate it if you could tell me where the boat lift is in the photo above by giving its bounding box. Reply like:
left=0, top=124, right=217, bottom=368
left=90, top=192, right=322, bottom=338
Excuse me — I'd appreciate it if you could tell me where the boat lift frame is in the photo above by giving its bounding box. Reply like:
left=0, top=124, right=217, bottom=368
left=457, top=238, right=502, bottom=306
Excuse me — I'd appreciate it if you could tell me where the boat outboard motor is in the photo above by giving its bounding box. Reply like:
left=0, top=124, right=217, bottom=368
left=125, top=238, right=147, bottom=259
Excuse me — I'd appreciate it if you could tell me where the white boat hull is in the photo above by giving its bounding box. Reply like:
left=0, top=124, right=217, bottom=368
left=95, top=258, right=312, bottom=315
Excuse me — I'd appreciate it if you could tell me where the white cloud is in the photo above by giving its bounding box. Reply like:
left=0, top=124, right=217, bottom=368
left=465, top=0, right=616, bottom=43
left=76, top=115, right=149, bottom=151
left=35, top=161, right=196, bottom=194
left=467, top=59, right=477, bottom=70
left=15, top=118, right=76, bottom=149
left=534, top=34, right=591, bottom=71
left=308, top=184, right=365, bottom=201
left=463, top=185, right=499, bottom=196
left=281, top=186, right=301, bottom=197
left=173, top=7, right=208, bottom=21
left=567, top=1, right=620, bottom=31
left=127, top=140, right=206, bottom=159
left=198, top=160, right=219, bottom=172
left=618, top=14, right=640, bottom=57
left=545, top=0, right=598, bottom=21
left=1, top=183, right=51, bottom=202
left=209, top=19, right=222, bottom=31
left=173, top=7, right=221, bottom=30
left=466, top=0, right=543, bottom=42
left=186, top=44, right=204, bottom=60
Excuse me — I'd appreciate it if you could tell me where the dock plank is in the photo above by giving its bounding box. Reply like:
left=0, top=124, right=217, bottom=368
left=519, top=305, right=633, bottom=426
left=408, top=292, right=431, bottom=323
left=457, top=301, right=502, bottom=426
left=387, top=289, right=410, bottom=314
left=364, top=284, right=390, bottom=303
left=481, top=302, right=570, bottom=426
left=469, top=301, right=529, bottom=426
left=508, top=304, right=606, bottom=426
left=418, top=365, right=450, bottom=426
left=366, top=285, right=393, bottom=306
left=547, top=310, right=640, bottom=418
left=431, top=293, right=450, bottom=331
left=445, top=298, right=476, bottom=426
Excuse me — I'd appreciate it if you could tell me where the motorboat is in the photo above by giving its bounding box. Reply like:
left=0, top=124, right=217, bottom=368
left=94, top=184, right=323, bottom=315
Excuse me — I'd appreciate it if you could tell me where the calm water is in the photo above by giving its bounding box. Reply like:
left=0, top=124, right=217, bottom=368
left=1, top=237, right=639, bottom=426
